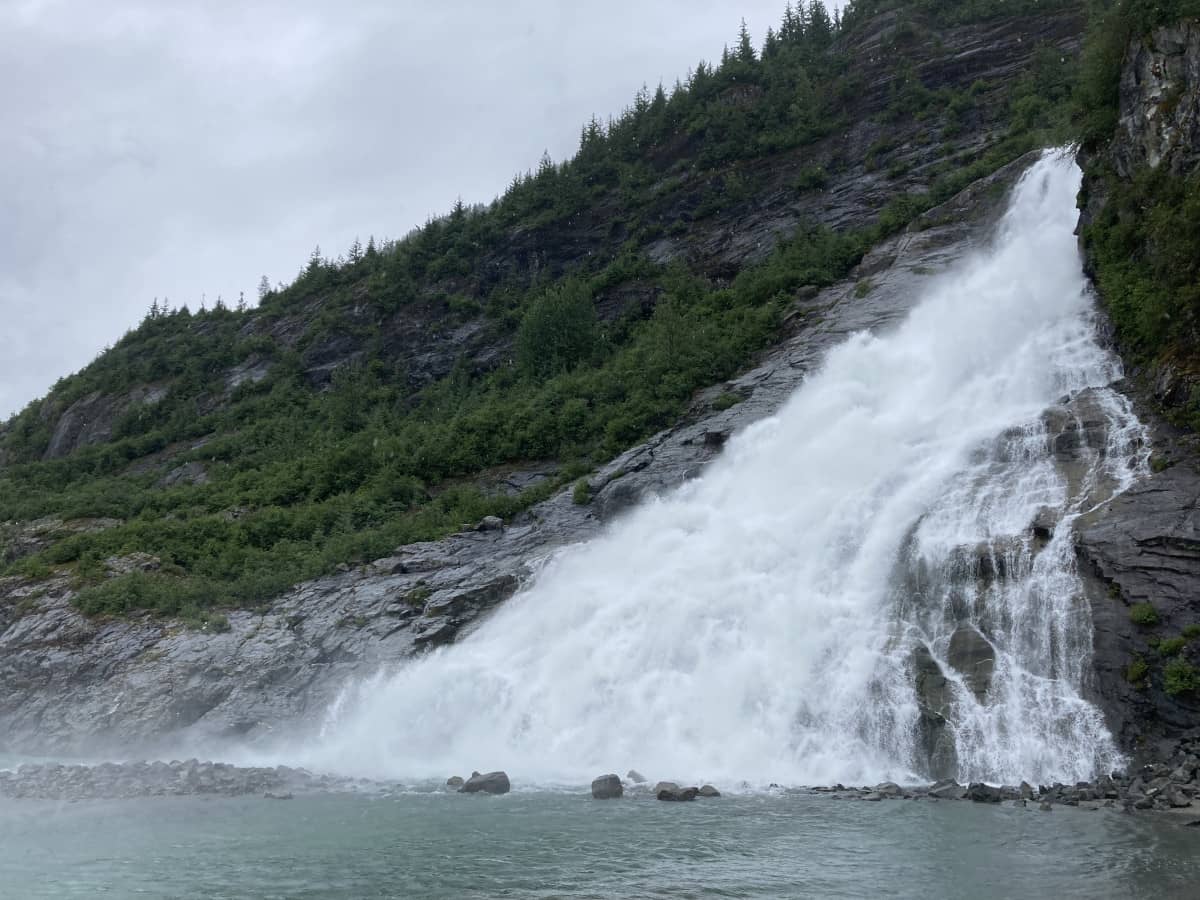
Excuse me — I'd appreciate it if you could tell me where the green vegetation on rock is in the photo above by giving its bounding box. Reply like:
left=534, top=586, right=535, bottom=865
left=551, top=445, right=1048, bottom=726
left=1129, top=602, right=1160, bottom=627
left=1164, top=657, right=1199, bottom=696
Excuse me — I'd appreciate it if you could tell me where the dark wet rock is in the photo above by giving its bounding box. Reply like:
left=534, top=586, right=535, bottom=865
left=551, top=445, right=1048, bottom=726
left=966, top=783, right=1004, bottom=803
left=1165, top=784, right=1193, bottom=809
left=626, top=769, right=647, bottom=784
left=698, top=785, right=721, bottom=798
left=911, top=645, right=960, bottom=781
left=458, top=771, right=510, bottom=795
left=591, top=774, right=623, bottom=800
left=946, top=626, right=995, bottom=703
left=657, top=786, right=699, bottom=802
left=652, top=781, right=680, bottom=796
left=476, top=516, right=503, bottom=532
left=863, top=792, right=884, bottom=802
left=1019, top=781, right=1035, bottom=801
left=446, top=776, right=464, bottom=788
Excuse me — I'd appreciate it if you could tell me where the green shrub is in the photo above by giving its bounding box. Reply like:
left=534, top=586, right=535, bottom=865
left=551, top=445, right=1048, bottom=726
left=572, top=479, right=592, bottom=506
left=1130, top=603, right=1159, bottom=627
left=1164, top=658, right=1199, bottom=696
left=515, top=280, right=601, bottom=379
left=1183, top=624, right=1200, bottom=640
left=793, top=166, right=829, bottom=191
left=1159, top=636, right=1187, bottom=657
left=711, top=392, right=743, bottom=412
left=1125, top=656, right=1149, bottom=686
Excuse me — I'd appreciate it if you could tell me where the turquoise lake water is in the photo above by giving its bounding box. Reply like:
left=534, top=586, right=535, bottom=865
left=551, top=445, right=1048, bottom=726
left=1, top=790, right=1196, bottom=898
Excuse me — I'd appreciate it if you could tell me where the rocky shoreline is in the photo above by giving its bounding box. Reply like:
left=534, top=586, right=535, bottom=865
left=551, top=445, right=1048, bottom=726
left=3, top=756, right=1197, bottom=828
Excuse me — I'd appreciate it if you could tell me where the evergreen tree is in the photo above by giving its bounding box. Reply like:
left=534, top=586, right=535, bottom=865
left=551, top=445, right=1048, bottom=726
left=365, top=236, right=378, bottom=259
left=737, top=19, right=757, bottom=63
left=807, top=1, right=833, bottom=47
left=763, top=26, right=780, bottom=59
left=652, top=83, right=668, bottom=112
left=349, top=236, right=363, bottom=262
left=258, top=275, right=271, bottom=301
left=781, top=2, right=797, bottom=41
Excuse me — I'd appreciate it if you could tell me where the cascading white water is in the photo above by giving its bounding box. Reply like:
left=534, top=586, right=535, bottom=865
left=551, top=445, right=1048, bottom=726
left=300, top=152, right=1146, bottom=787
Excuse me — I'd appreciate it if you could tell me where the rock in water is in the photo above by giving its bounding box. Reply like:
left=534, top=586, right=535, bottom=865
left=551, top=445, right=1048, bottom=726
left=458, top=771, right=510, bottom=795
left=653, top=781, right=679, bottom=795
left=698, top=785, right=721, bottom=798
left=928, top=779, right=966, bottom=800
left=591, top=774, right=623, bottom=799
left=446, top=776, right=464, bottom=788
left=626, top=770, right=647, bottom=784
left=966, top=783, right=1003, bottom=803
left=657, top=786, right=699, bottom=802
left=873, top=782, right=903, bottom=798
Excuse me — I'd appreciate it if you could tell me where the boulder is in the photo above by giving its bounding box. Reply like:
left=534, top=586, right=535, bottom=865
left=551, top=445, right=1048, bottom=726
left=458, top=771, right=511, bottom=795
left=928, top=779, right=966, bottom=800
left=966, top=783, right=1003, bottom=803
left=446, top=776, right=464, bottom=788
left=1165, top=784, right=1193, bottom=808
left=591, top=774, right=623, bottom=799
left=698, top=784, right=721, bottom=798
left=476, top=516, right=504, bottom=532
left=626, top=769, right=647, bottom=784
left=873, top=782, right=903, bottom=798
left=657, top=785, right=699, bottom=802
left=653, top=781, right=680, bottom=795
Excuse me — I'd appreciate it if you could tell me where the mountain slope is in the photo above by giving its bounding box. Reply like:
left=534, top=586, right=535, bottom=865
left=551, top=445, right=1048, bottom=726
left=0, top=2, right=1086, bottom=626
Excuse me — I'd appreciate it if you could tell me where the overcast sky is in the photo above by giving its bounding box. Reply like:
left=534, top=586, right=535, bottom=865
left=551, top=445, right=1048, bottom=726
left=1, top=0, right=845, bottom=418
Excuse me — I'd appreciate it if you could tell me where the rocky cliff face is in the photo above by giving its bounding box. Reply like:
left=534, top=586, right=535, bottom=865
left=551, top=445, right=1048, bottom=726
left=1111, top=22, right=1200, bottom=177
left=1074, top=22, right=1200, bottom=765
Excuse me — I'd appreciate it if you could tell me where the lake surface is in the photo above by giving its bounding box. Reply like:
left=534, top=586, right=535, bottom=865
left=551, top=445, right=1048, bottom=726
left=1, top=789, right=1196, bottom=898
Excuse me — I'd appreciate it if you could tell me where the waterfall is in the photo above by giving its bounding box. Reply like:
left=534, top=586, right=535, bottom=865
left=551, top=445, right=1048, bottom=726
left=300, top=152, right=1146, bottom=787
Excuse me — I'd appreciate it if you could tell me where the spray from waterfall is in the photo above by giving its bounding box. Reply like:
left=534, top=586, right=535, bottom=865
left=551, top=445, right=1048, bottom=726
left=299, top=152, right=1146, bottom=787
